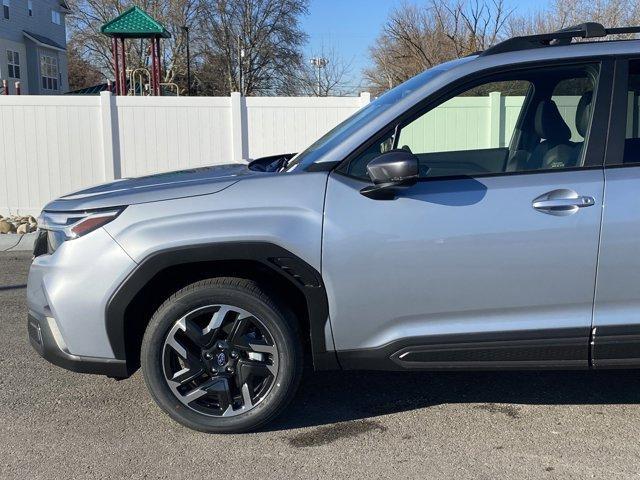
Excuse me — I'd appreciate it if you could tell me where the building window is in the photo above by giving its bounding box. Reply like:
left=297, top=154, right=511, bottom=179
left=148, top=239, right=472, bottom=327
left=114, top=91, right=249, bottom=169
left=3, top=0, right=9, bottom=19
left=40, top=55, right=58, bottom=90
left=51, top=9, right=60, bottom=24
left=28, top=0, right=32, bottom=16
left=7, top=50, right=20, bottom=78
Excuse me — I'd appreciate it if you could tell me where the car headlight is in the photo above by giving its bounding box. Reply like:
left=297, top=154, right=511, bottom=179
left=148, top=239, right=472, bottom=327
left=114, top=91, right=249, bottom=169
left=36, top=208, right=124, bottom=253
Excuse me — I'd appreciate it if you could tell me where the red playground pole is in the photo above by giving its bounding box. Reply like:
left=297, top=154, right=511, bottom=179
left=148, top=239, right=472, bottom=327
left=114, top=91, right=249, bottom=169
left=119, top=37, right=127, bottom=95
left=155, top=36, right=163, bottom=96
left=112, top=37, right=120, bottom=95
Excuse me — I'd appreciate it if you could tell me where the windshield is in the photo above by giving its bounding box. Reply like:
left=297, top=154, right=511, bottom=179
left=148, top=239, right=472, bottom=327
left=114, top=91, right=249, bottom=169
left=286, top=58, right=472, bottom=171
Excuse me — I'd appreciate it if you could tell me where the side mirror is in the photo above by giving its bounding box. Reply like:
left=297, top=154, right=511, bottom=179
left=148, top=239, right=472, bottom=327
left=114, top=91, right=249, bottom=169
left=360, top=149, right=420, bottom=200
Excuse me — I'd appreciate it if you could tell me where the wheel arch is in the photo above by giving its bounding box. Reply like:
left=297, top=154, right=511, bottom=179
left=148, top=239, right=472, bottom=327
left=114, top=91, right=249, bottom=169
left=105, top=242, right=338, bottom=376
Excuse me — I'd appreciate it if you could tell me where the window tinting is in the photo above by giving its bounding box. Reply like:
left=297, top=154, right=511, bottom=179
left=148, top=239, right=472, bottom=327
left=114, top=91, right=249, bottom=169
left=342, top=64, right=598, bottom=180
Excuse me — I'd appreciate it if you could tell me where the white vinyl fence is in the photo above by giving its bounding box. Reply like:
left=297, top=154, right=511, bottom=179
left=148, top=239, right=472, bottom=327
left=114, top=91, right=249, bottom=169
left=0, top=92, right=370, bottom=215
left=0, top=91, right=591, bottom=215
left=400, top=94, right=586, bottom=153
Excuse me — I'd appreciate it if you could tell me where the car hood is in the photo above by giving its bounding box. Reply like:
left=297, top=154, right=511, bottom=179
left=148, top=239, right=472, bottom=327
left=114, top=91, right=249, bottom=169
left=43, top=163, right=254, bottom=212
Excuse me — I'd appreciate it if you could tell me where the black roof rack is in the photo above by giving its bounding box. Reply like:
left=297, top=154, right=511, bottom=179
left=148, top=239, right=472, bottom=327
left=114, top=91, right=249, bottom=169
left=481, top=22, right=640, bottom=56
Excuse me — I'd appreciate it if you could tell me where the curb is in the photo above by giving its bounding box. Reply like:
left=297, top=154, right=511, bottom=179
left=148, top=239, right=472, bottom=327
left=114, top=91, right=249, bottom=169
left=0, top=232, right=37, bottom=252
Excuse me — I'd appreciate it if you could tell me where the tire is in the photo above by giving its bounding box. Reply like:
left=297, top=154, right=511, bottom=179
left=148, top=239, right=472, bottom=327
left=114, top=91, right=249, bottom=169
left=141, top=277, right=302, bottom=433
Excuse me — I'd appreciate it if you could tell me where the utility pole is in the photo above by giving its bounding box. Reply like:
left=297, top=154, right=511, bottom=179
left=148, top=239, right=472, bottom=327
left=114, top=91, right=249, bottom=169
left=181, top=26, right=191, bottom=96
left=310, top=57, right=328, bottom=96
left=237, top=35, right=245, bottom=95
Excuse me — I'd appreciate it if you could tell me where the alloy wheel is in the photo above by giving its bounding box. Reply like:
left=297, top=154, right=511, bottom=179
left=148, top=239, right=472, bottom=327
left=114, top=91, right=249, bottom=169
left=162, top=304, right=279, bottom=417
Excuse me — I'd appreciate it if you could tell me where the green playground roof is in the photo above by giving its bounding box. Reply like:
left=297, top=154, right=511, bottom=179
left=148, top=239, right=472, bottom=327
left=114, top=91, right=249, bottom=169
left=101, top=6, right=171, bottom=38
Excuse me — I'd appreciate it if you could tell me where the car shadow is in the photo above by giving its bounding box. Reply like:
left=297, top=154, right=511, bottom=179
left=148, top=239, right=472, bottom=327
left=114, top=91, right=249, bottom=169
left=267, top=369, right=640, bottom=432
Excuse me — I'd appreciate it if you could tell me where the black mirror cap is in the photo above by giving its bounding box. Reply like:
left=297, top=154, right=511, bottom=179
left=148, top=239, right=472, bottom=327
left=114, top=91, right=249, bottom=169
left=360, top=150, right=421, bottom=200
left=366, top=149, right=419, bottom=186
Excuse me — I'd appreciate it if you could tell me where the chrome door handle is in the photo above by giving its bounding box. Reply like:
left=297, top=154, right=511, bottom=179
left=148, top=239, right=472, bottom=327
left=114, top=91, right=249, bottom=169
left=532, top=189, right=595, bottom=216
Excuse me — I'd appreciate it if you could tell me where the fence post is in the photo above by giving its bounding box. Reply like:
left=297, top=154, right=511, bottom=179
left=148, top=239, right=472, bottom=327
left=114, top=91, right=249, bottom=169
left=489, top=91, right=502, bottom=148
left=230, top=92, right=248, bottom=163
left=360, top=91, right=371, bottom=107
left=100, top=90, right=120, bottom=180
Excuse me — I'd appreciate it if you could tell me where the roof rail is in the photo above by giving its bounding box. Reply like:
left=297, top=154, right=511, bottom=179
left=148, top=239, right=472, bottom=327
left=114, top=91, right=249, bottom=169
left=480, top=22, right=640, bottom=56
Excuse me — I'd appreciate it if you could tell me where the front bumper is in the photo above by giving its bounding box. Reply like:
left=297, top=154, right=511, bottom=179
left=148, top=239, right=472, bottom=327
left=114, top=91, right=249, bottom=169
left=27, top=226, right=137, bottom=374
left=28, top=311, right=128, bottom=377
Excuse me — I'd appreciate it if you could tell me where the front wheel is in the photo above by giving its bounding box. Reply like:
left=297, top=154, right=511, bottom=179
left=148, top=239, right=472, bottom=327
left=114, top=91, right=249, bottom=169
left=141, top=277, right=302, bottom=433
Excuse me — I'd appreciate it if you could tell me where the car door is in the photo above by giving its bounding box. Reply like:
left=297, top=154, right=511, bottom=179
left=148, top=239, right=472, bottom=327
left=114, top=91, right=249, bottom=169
left=323, top=60, right=612, bottom=370
left=593, top=58, right=640, bottom=367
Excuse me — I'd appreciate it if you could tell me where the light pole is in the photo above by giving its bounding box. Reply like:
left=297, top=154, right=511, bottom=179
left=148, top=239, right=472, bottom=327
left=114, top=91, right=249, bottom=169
left=310, top=57, right=328, bottom=96
left=237, top=35, right=245, bottom=94
left=181, top=25, right=191, bottom=96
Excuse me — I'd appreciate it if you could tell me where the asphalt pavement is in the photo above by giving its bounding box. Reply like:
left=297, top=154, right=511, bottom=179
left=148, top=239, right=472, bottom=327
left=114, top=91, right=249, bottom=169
left=2, top=251, right=640, bottom=479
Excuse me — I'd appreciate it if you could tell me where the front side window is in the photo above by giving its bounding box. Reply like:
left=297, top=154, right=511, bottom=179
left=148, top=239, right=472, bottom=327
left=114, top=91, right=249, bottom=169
left=40, top=55, right=58, bottom=90
left=3, top=0, right=9, bottom=19
left=286, top=56, right=475, bottom=171
left=342, top=64, right=599, bottom=180
left=51, top=9, right=60, bottom=24
left=7, top=50, right=19, bottom=78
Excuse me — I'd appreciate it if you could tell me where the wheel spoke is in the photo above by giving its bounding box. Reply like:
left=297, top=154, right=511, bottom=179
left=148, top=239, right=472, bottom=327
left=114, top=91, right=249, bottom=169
left=166, top=338, right=186, bottom=359
left=210, top=305, right=232, bottom=328
left=203, top=306, right=232, bottom=336
left=165, top=320, right=204, bottom=361
left=203, top=377, right=233, bottom=412
left=182, top=317, right=209, bottom=348
left=164, top=345, right=207, bottom=383
left=227, top=314, right=251, bottom=346
left=241, top=382, right=253, bottom=409
left=248, top=341, right=277, bottom=356
left=170, top=364, right=205, bottom=385
left=180, top=305, right=233, bottom=348
left=181, top=377, right=233, bottom=412
left=236, top=359, right=273, bottom=386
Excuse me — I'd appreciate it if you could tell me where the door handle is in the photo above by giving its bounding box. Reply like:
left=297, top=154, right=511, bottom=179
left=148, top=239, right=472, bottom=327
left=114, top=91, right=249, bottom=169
left=532, top=189, right=595, bottom=216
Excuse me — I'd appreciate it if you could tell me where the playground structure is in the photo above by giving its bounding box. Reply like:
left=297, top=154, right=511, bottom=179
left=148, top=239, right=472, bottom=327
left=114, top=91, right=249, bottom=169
left=126, top=67, right=179, bottom=96
left=100, top=6, right=174, bottom=96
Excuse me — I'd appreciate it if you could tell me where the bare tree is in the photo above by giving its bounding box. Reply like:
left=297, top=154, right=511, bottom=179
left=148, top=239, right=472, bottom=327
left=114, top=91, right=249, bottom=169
left=364, top=0, right=512, bottom=95
left=67, top=38, right=106, bottom=91
left=504, top=0, right=640, bottom=46
left=198, top=0, right=309, bottom=96
left=293, top=44, right=355, bottom=96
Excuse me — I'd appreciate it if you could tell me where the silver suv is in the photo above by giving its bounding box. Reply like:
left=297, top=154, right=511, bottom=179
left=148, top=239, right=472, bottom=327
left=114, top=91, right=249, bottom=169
left=27, top=23, right=640, bottom=433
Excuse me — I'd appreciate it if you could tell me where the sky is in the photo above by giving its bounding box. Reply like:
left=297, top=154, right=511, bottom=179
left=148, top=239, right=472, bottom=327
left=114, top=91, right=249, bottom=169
left=300, top=0, right=551, bottom=90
